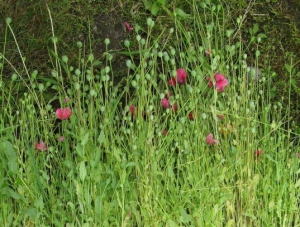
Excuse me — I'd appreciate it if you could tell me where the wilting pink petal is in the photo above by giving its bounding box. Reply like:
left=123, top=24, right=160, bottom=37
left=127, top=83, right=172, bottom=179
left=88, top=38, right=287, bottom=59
left=205, top=49, right=212, bottom=57
left=162, top=130, right=168, bottom=136
left=161, top=98, right=171, bottom=109
left=206, top=133, right=219, bottom=145
left=173, top=103, right=178, bottom=112
left=177, top=68, right=187, bottom=84
left=188, top=112, right=194, bottom=120
left=64, top=97, right=70, bottom=103
left=56, top=107, right=72, bottom=120
left=255, top=150, right=263, bottom=162
left=129, top=105, right=135, bottom=116
left=124, top=22, right=133, bottom=31
left=34, top=141, right=47, bottom=151
left=168, top=77, right=176, bottom=86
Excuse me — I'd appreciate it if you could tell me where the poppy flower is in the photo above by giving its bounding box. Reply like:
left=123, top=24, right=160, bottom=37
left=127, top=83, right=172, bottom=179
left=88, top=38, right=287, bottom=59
left=206, top=73, right=229, bottom=92
left=161, top=98, right=171, bottom=109
left=124, top=22, right=133, bottom=31
left=56, top=107, right=72, bottom=120
left=176, top=68, right=187, bottom=84
left=206, top=133, right=219, bottom=145
left=34, top=141, right=47, bottom=151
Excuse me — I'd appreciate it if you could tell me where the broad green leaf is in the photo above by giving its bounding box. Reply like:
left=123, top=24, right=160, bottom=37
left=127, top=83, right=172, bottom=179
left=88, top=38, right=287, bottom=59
left=76, top=143, right=84, bottom=157
left=4, top=141, right=17, bottom=174
left=79, top=161, right=87, bottom=182
left=97, top=130, right=105, bottom=145
left=95, top=196, right=102, bottom=215
left=175, top=8, right=190, bottom=20
left=34, top=195, right=44, bottom=210
left=6, top=188, right=22, bottom=200
left=151, top=2, right=160, bottom=16
left=81, top=132, right=89, bottom=146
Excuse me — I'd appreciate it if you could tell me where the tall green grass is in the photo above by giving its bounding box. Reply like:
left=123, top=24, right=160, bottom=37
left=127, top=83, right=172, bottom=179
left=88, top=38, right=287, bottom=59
left=0, top=1, right=299, bottom=226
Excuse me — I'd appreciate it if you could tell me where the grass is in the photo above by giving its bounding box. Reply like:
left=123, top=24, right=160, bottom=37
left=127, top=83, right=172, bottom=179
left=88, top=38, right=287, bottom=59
left=1, top=0, right=300, bottom=226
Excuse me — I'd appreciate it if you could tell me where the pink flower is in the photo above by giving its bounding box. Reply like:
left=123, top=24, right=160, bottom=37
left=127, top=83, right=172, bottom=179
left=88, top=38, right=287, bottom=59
left=124, top=22, right=133, bottom=31
left=219, top=115, right=224, bottom=120
left=34, top=141, right=47, bottom=151
left=206, top=133, right=219, bottom=145
left=168, top=78, right=176, bottom=86
left=176, top=68, right=187, bottom=84
left=206, top=73, right=229, bottom=92
left=58, top=136, right=65, bottom=142
left=161, top=98, right=171, bottom=109
left=56, top=107, right=72, bottom=120
left=162, top=130, right=168, bottom=136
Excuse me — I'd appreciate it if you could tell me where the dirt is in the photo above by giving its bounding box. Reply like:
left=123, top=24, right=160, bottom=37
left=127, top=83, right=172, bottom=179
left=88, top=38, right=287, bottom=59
left=93, top=11, right=129, bottom=85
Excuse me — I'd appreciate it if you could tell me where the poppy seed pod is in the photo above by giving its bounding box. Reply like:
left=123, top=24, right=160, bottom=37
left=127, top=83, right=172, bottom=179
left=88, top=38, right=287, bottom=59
left=247, top=67, right=262, bottom=82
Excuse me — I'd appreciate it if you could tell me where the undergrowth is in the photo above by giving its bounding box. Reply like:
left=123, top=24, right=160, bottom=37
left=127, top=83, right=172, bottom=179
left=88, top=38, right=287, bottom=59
left=0, top=1, right=299, bottom=226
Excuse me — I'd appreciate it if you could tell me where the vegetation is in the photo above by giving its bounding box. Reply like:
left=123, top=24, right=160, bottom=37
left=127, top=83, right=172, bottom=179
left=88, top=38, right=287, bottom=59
left=0, top=0, right=299, bottom=226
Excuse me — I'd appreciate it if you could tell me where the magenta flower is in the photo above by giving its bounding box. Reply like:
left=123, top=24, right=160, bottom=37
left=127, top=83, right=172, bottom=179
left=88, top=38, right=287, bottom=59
left=161, top=98, right=171, bottom=109
left=56, top=107, right=72, bottom=120
left=176, top=68, right=187, bottom=84
left=206, top=73, right=229, bottom=92
left=34, top=141, right=47, bottom=151
left=124, top=22, right=133, bottom=31
left=206, top=133, right=219, bottom=145
left=219, top=115, right=224, bottom=120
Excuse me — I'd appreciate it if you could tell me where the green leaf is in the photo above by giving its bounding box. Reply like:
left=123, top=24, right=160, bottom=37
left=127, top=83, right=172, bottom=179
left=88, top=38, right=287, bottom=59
left=34, top=195, right=44, bottom=210
left=97, top=130, right=105, bottom=145
left=76, top=143, right=85, bottom=157
left=79, top=161, right=87, bottom=182
left=257, top=33, right=267, bottom=39
left=6, top=188, right=22, bottom=200
left=151, top=2, right=160, bottom=16
left=24, top=207, right=38, bottom=219
left=295, top=179, right=300, bottom=188
left=252, top=23, right=259, bottom=34
left=175, top=8, right=190, bottom=20
left=81, top=132, right=89, bottom=146
left=4, top=141, right=17, bottom=174
left=143, top=0, right=153, bottom=11
left=95, top=196, right=102, bottom=215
